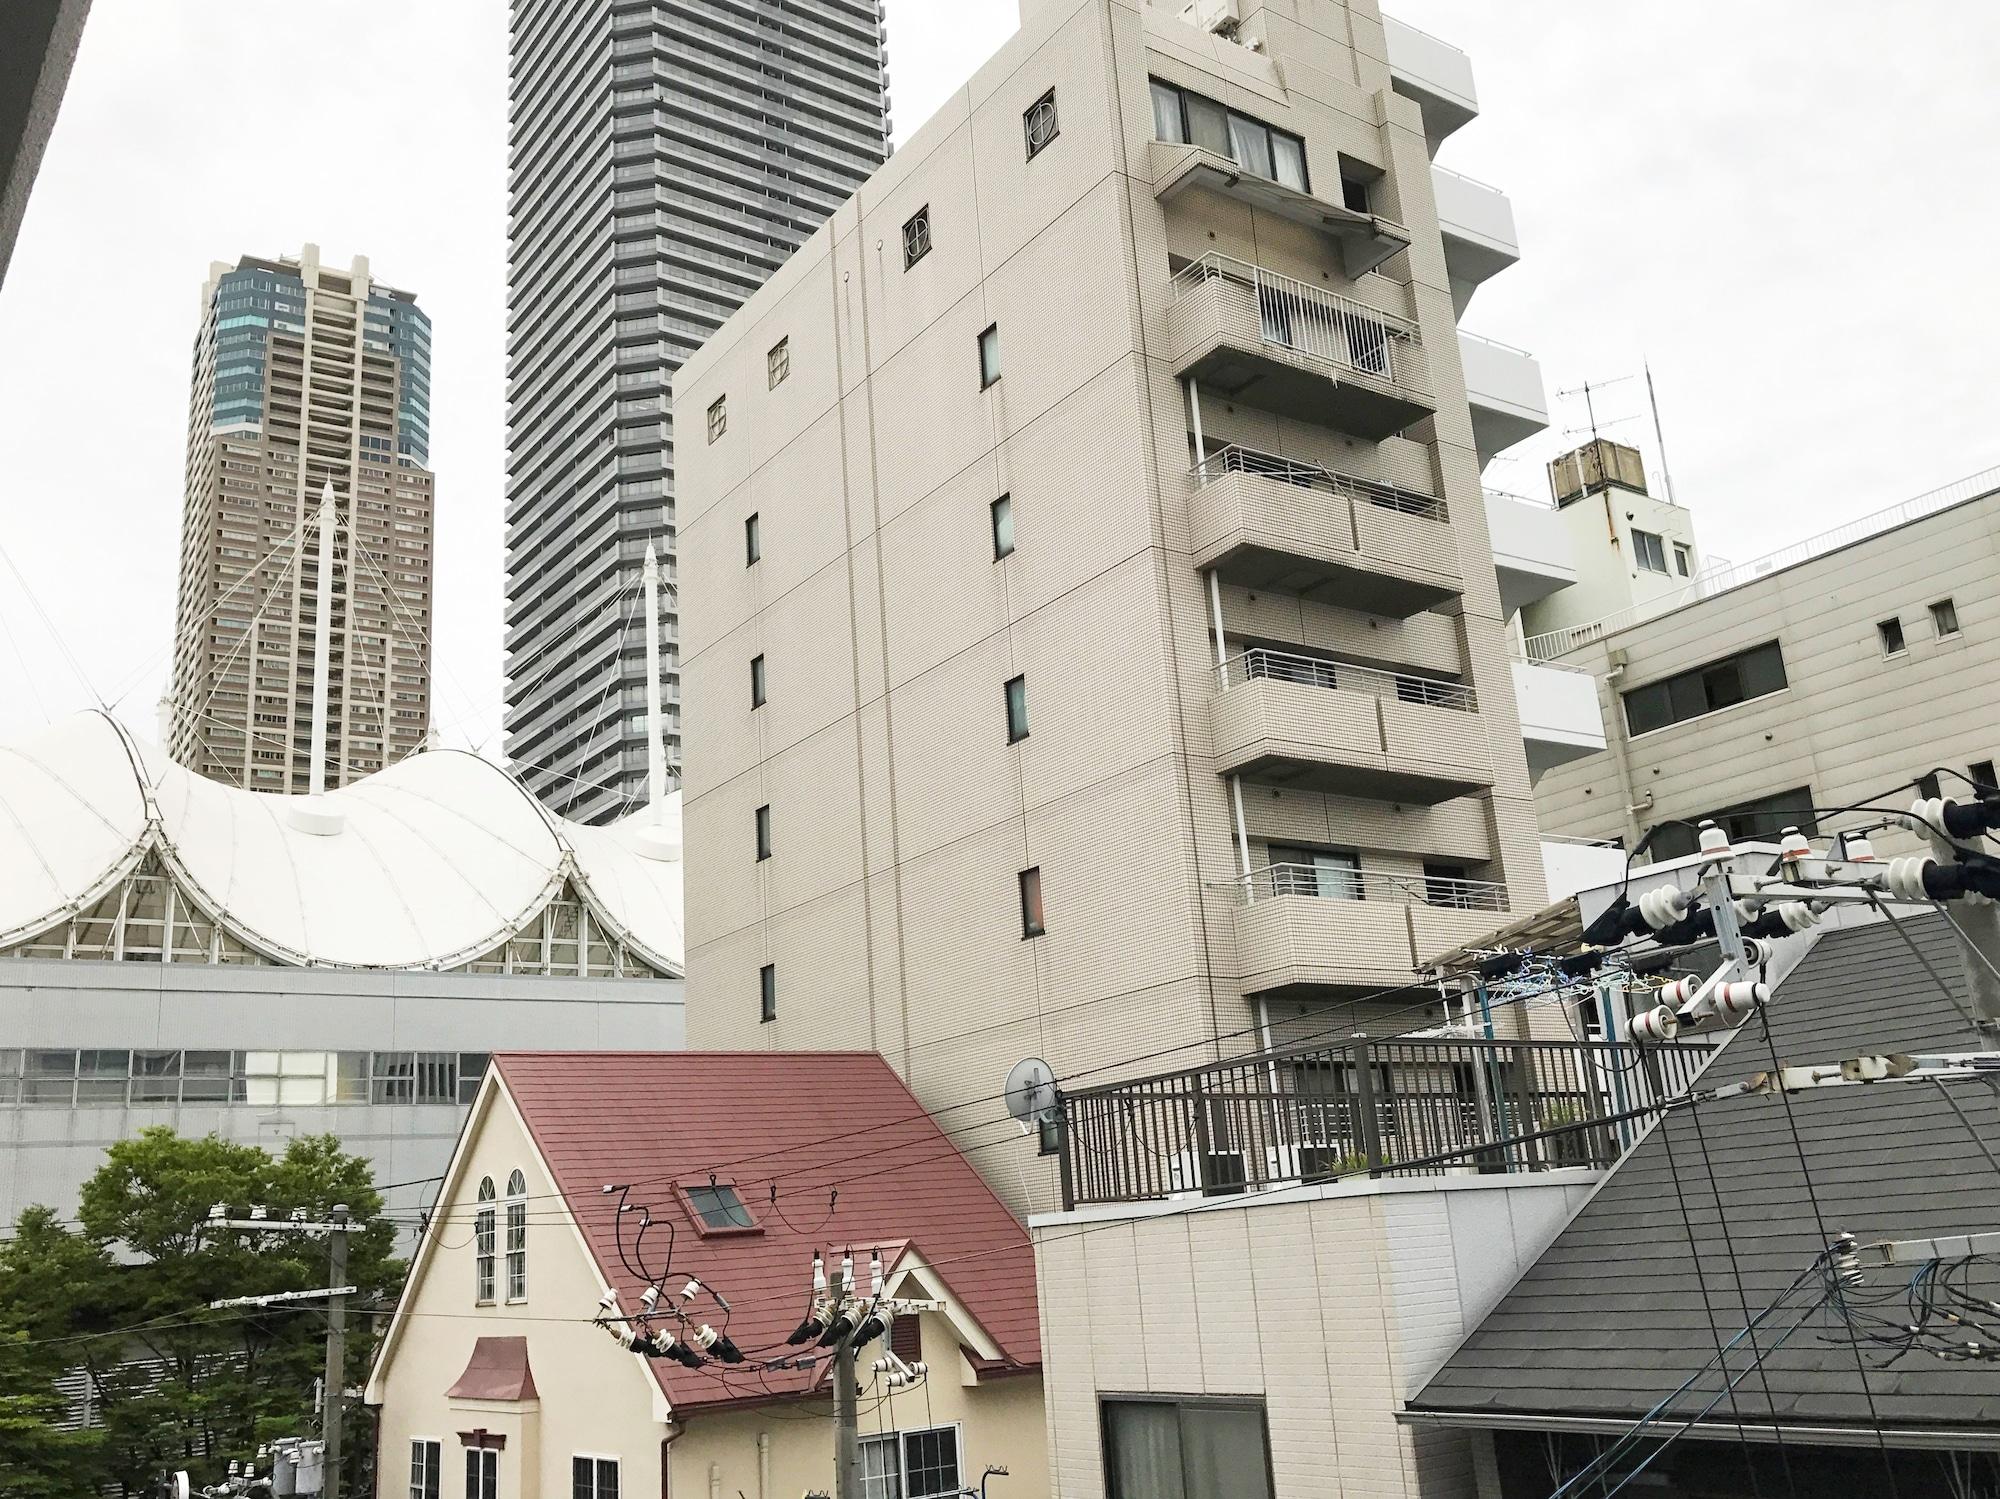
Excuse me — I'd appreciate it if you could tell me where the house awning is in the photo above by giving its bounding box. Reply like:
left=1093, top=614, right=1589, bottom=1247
left=446, top=1336, right=538, bottom=1402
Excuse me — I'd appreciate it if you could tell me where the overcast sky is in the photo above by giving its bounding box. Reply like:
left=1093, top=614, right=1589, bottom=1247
left=2, top=0, right=1996, bottom=751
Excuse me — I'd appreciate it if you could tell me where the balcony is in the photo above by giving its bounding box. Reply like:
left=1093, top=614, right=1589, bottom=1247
left=1511, top=655, right=1606, bottom=780
left=1153, top=143, right=1413, bottom=278
left=1384, top=15, right=1478, bottom=152
left=1056, top=1031, right=1717, bottom=1208
left=1432, top=166, right=1519, bottom=315
left=1169, top=254, right=1434, bottom=440
left=1483, top=486, right=1575, bottom=618
left=1209, top=647, right=1494, bottom=803
left=1190, top=446, right=1459, bottom=618
left=1458, top=331, right=1549, bottom=466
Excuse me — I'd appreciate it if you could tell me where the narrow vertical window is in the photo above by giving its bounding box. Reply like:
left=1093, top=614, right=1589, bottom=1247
left=1024, top=89, right=1059, bottom=158
left=767, top=336, right=789, bottom=388
left=410, top=1440, right=442, bottom=1499
left=745, top=512, right=761, bottom=566
left=902, top=206, right=932, bottom=269
left=706, top=394, right=726, bottom=443
left=1878, top=617, right=1906, bottom=656
left=1673, top=543, right=1692, bottom=577
left=1019, top=867, right=1045, bottom=938
left=760, top=963, right=776, bottom=1024
left=977, top=324, right=1001, bottom=388
left=755, top=804, right=772, bottom=861
left=473, top=1177, right=496, bottom=1304
left=1004, top=675, right=1028, bottom=744
left=1970, top=760, right=1997, bottom=790
left=991, top=494, right=1014, bottom=559
left=750, top=653, right=766, bottom=708
left=1932, top=598, right=1961, bottom=637
left=504, top=1168, right=527, bottom=1301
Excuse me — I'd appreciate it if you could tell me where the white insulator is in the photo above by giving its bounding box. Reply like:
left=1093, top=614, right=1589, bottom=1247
left=1845, top=833, right=1877, bottom=863
left=1630, top=1005, right=1680, bottom=1042
left=1778, top=826, right=1811, bottom=862
left=1659, top=976, right=1699, bottom=1007
left=1711, top=981, right=1768, bottom=1021
left=1775, top=901, right=1820, bottom=933
left=1638, top=885, right=1690, bottom=931
left=1904, top=795, right=1949, bottom=836
left=1885, top=856, right=1934, bottom=902
left=1697, top=820, right=1732, bottom=856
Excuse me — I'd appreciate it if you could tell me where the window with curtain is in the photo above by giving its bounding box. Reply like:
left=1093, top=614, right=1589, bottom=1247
left=1103, top=1398, right=1273, bottom=1499
left=505, top=1169, right=527, bottom=1301
left=474, top=1177, right=496, bottom=1303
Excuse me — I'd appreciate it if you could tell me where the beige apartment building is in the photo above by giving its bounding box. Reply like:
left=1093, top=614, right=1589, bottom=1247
left=675, top=0, right=1554, bottom=1200
left=167, top=244, right=435, bottom=793
left=1526, top=465, right=2000, bottom=860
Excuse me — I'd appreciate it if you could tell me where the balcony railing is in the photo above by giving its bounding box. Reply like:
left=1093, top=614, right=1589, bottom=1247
left=1234, top=862, right=1508, bottom=912
left=1482, top=484, right=1553, bottom=510
left=1056, top=1033, right=1716, bottom=1209
left=1172, top=253, right=1423, bottom=389
left=1196, top=445, right=1447, bottom=522
left=1219, top=646, right=1476, bottom=711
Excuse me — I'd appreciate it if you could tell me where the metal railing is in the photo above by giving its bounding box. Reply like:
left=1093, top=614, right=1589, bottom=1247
left=1172, top=253, right=1423, bottom=388
left=1195, top=444, right=1447, bottom=522
left=1458, top=328, right=1537, bottom=359
left=1235, top=862, right=1509, bottom=912
left=1521, top=463, right=2000, bottom=662
left=1057, top=1033, right=1716, bottom=1209
left=1482, top=484, right=1554, bottom=510
left=1219, top=646, right=1477, bottom=711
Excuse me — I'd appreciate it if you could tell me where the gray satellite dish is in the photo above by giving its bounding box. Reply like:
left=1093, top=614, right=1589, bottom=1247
left=1004, top=1056, right=1057, bottom=1125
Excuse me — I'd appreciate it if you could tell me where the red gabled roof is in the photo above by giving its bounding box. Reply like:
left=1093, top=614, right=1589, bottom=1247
left=494, top=1051, right=1040, bottom=1413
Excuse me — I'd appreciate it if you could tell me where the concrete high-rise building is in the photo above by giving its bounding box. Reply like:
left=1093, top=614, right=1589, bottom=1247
left=166, top=245, right=435, bottom=794
left=676, top=0, right=1556, bottom=1214
left=502, top=0, right=891, bottom=823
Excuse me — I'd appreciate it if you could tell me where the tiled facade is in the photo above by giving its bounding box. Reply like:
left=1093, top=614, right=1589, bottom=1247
left=167, top=245, right=435, bottom=792
left=677, top=0, right=1547, bottom=1219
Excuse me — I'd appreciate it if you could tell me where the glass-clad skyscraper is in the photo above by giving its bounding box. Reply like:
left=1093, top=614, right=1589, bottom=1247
left=503, top=0, right=890, bottom=821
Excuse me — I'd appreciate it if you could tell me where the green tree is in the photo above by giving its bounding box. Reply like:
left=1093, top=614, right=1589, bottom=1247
left=0, top=1129, right=403, bottom=1496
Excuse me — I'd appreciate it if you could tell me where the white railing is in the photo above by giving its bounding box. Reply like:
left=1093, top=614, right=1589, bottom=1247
left=1196, top=444, right=1447, bottom=521
left=1521, top=463, right=2000, bottom=661
left=1219, top=646, right=1476, bottom=711
left=1234, top=863, right=1510, bottom=912
left=1431, top=163, right=1506, bottom=195
left=1483, top=484, right=1554, bottom=510
left=1173, top=253, right=1423, bottom=389
left=1458, top=328, right=1537, bottom=359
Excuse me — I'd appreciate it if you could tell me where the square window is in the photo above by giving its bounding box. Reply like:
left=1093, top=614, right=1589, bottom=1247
left=745, top=512, right=760, bottom=566
left=755, top=804, right=771, bottom=861
left=1024, top=88, right=1059, bottom=158
left=1020, top=867, right=1045, bottom=938
left=750, top=654, right=766, bottom=708
left=706, top=394, right=726, bottom=444
left=680, top=1179, right=759, bottom=1233
left=977, top=324, right=1001, bottom=389
left=1339, top=173, right=1370, bottom=214
left=1005, top=675, right=1028, bottom=743
left=760, top=963, right=776, bottom=1024
left=767, top=336, right=789, bottom=388
left=902, top=206, right=932, bottom=269
left=1879, top=617, right=1906, bottom=655
left=1971, top=760, right=1997, bottom=791
left=1932, top=598, right=1961, bottom=637
left=573, top=1457, right=619, bottom=1499
left=1919, top=772, right=1943, bottom=801
left=991, top=494, right=1014, bottom=559
left=1631, top=528, right=1668, bottom=574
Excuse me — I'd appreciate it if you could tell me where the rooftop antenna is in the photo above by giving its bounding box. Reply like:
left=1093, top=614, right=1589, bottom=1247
left=1644, top=359, right=1680, bottom=508
left=634, top=541, right=679, bottom=861
left=288, top=483, right=344, bottom=835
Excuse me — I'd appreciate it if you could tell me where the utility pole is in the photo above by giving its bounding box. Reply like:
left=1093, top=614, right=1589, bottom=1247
left=323, top=1205, right=350, bottom=1499
left=832, top=1338, right=860, bottom=1499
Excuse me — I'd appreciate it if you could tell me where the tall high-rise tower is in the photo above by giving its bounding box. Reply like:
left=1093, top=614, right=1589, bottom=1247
left=501, top=0, right=890, bottom=823
left=167, top=245, right=436, bottom=793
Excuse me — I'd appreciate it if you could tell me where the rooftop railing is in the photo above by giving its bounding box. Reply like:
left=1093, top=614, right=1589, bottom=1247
left=1196, top=444, right=1447, bottom=522
left=1172, top=252, right=1424, bottom=389
left=1056, top=1032, right=1716, bottom=1209
left=1232, top=862, right=1509, bottom=911
left=1219, top=645, right=1477, bottom=711
left=1482, top=483, right=1554, bottom=510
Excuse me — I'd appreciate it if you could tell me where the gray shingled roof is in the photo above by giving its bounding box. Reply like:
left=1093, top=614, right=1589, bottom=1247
left=1409, top=915, right=2000, bottom=1437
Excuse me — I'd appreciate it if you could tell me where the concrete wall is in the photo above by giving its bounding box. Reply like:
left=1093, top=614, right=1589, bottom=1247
left=1031, top=1173, right=1596, bottom=1498
left=1519, top=483, right=1700, bottom=642
left=1531, top=488, right=2000, bottom=854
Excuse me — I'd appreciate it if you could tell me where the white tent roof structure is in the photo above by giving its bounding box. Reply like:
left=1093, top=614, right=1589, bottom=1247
left=0, top=712, right=683, bottom=974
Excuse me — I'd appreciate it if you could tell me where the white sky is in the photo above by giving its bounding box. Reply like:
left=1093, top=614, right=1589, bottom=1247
left=1, top=0, right=1996, bottom=750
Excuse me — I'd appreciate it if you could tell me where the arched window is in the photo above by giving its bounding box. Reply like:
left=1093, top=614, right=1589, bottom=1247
left=505, top=1169, right=527, bottom=1301
left=474, top=1177, right=496, bottom=1303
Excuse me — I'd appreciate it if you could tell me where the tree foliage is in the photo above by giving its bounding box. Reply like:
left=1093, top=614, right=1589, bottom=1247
left=0, top=1129, right=403, bottom=1496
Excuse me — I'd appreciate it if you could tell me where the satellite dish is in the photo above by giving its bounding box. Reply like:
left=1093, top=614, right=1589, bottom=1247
left=1003, top=1057, right=1057, bottom=1124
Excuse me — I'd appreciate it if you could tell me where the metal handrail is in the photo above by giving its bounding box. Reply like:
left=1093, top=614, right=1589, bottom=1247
left=1482, top=484, right=1554, bottom=510
left=1171, top=252, right=1423, bottom=387
left=1195, top=444, right=1447, bottom=522
left=1219, top=646, right=1477, bottom=712
left=1233, top=862, right=1509, bottom=911
left=1430, top=163, right=1506, bottom=195
left=1458, top=328, right=1536, bottom=358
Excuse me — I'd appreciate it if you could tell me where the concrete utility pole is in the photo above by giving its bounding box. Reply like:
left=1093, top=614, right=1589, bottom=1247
left=832, top=1339, right=861, bottom=1499
left=323, top=1205, right=350, bottom=1499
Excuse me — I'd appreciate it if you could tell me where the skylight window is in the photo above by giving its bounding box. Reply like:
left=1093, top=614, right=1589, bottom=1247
left=681, top=1180, right=758, bottom=1233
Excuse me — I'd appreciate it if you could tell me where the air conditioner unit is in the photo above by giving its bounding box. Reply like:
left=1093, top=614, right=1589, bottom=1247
left=1180, top=0, right=1240, bottom=36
